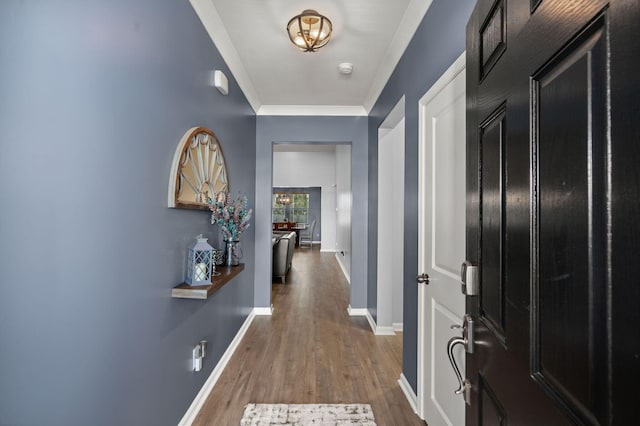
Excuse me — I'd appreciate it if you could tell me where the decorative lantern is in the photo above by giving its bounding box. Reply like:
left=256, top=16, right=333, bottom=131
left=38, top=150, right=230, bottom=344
left=186, top=235, right=214, bottom=285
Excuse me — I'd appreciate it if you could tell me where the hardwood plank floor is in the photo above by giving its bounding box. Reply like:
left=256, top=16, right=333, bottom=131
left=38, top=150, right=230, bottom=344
left=193, top=246, right=425, bottom=425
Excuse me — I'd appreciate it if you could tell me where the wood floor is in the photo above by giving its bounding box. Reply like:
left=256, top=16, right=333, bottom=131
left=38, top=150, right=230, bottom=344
left=193, top=246, right=425, bottom=425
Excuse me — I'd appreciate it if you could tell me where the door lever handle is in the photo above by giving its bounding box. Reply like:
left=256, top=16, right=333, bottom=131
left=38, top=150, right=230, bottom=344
left=446, top=314, right=475, bottom=405
left=447, top=336, right=467, bottom=395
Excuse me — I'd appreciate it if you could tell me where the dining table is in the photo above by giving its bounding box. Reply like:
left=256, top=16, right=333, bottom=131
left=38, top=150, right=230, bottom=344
left=272, top=221, right=307, bottom=247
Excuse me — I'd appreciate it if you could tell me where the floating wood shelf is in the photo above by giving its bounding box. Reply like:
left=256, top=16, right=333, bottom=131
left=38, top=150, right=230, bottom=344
left=172, top=263, right=244, bottom=300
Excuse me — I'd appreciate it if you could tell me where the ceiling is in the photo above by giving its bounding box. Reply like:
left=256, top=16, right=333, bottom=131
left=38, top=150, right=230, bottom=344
left=190, top=0, right=433, bottom=115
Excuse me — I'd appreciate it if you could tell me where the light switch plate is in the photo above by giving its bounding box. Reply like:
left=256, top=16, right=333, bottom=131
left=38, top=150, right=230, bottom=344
left=192, top=345, right=202, bottom=372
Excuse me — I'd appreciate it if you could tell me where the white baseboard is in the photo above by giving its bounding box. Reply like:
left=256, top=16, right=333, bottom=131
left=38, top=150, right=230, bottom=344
left=393, top=322, right=404, bottom=332
left=334, top=254, right=351, bottom=284
left=398, top=373, right=418, bottom=415
left=347, top=305, right=368, bottom=317
left=350, top=307, right=396, bottom=335
left=361, top=310, right=396, bottom=335
left=253, top=305, right=273, bottom=316
left=320, top=248, right=336, bottom=252
left=364, top=310, right=377, bottom=333
left=178, top=309, right=257, bottom=426
left=374, top=325, right=396, bottom=335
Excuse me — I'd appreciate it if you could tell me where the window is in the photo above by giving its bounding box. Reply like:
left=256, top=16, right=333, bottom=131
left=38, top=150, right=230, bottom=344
left=271, top=192, right=309, bottom=224
left=272, top=193, right=286, bottom=222
left=291, top=193, right=309, bottom=224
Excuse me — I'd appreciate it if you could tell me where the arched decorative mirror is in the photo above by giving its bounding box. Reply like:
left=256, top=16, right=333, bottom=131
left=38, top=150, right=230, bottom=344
left=168, top=127, right=229, bottom=210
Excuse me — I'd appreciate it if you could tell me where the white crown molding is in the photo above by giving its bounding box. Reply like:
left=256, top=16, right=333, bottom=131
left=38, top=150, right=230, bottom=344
left=189, top=0, right=261, bottom=113
left=363, top=0, right=434, bottom=112
left=178, top=309, right=257, bottom=426
left=257, top=105, right=368, bottom=116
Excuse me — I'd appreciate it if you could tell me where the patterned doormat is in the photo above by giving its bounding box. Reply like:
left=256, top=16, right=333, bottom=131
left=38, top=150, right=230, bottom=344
left=240, top=403, right=376, bottom=425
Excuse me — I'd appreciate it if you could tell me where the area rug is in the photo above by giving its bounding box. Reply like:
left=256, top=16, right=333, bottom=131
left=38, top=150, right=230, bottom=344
left=240, top=403, right=377, bottom=425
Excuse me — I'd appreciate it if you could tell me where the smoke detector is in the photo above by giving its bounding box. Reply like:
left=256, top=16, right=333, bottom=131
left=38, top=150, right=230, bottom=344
left=338, top=62, right=353, bottom=75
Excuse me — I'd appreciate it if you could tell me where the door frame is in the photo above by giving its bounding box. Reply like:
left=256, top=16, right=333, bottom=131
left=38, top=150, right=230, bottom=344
left=376, top=97, right=406, bottom=335
left=417, top=52, right=466, bottom=420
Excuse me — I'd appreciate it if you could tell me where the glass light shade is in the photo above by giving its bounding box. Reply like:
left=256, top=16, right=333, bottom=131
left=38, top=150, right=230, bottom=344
left=276, top=194, right=292, bottom=205
left=287, top=9, right=332, bottom=52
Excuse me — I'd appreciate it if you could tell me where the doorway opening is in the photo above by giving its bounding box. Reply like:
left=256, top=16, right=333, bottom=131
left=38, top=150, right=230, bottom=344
left=270, top=143, right=352, bottom=308
left=376, top=96, right=405, bottom=335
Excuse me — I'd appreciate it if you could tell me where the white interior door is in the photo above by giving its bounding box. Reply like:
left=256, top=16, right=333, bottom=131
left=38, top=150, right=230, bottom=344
left=417, top=53, right=466, bottom=426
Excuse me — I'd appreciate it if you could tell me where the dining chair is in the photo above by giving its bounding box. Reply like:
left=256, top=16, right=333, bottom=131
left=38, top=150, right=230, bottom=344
left=298, top=220, right=316, bottom=248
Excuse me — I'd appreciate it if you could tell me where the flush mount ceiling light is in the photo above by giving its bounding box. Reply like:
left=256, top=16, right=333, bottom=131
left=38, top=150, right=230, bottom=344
left=287, top=9, right=333, bottom=52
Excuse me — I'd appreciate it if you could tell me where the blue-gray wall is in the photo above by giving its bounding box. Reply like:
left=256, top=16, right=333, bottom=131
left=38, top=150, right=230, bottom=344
left=256, top=117, right=368, bottom=309
left=368, top=0, right=476, bottom=393
left=0, top=1, right=255, bottom=425
left=272, top=187, right=322, bottom=240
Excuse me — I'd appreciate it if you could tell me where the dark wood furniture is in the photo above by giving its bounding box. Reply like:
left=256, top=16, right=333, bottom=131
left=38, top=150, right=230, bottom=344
left=272, top=221, right=306, bottom=247
left=172, top=264, right=244, bottom=299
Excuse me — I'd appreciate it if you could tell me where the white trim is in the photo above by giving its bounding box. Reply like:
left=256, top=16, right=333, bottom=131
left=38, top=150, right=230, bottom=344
left=363, top=0, right=434, bottom=112
left=398, top=374, right=419, bottom=416
left=365, top=310, right=396, bottom=335
left=374, top=325, right=396, bottom=336
left=347, top=305, right=368, bottom=317
left=188, top=0, right=261, bottom=113
left=393, top=322, right=404, bottom=332
left=365, top=310, right=377, bottom=334
left=320, top=249, right=336, bottom=253
left=377, top=98, right=406, bottom=342
left=178, top=309, right=257, bottom=426
left=419, top=52, right=466, bottom=107
left=253, top=305, right=273, bottom=316
left=257, top=105, right=367, bottom=117
left=335, top=254, right=351, bottom=284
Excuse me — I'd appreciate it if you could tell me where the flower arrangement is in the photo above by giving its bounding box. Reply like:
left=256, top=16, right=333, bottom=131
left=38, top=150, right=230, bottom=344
left=208, top=191, right=252, bottom=241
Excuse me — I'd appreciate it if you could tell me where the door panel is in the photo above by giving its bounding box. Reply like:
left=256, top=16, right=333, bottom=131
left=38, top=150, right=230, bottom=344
left=431, top=301, right=465, bottom=424
left=479, top=0, right=506, bottom=80
left=479, top=108, right=506, bottom=341
left=532, top=16, right=609, bottom=424
left=466, top=0, right=639, bottom=424
left=417, top=55, right=466, bottom=426
left=433, top=90, right=467, bottom=280
left=478, top=375, right=506, bottom=426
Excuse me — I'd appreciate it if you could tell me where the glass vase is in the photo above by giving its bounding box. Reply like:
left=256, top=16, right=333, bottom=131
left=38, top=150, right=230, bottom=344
left=225, top=240, right=241, bottom=267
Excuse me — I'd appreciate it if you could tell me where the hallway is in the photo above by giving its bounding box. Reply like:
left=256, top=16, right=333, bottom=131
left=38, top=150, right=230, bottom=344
left=193, top=247, right=424, bottom=425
